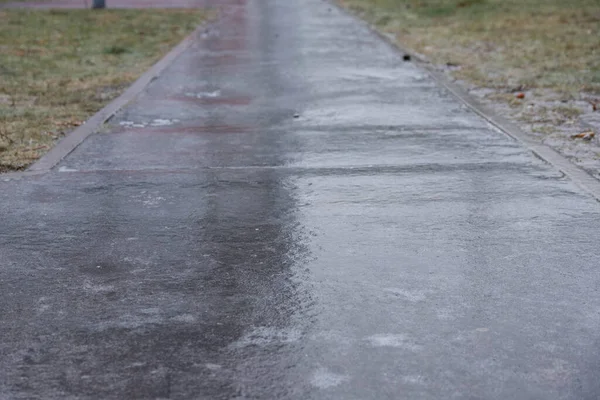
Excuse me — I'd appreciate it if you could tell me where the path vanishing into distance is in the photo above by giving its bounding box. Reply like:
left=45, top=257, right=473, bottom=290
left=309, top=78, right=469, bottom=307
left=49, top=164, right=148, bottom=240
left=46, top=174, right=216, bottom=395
left=2, top=0, right=600, bottom=398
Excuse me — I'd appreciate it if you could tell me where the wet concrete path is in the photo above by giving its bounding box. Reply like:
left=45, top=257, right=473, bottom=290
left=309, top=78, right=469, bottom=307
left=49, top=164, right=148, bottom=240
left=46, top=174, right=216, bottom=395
left=2, top=0, right=600, bottom=398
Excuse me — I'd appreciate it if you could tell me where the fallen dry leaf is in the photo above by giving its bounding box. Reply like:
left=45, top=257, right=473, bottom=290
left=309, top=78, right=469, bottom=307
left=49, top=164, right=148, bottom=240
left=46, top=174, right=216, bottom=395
left=28, top=145, right=49, bottom=152
left=571, top=131, right=595, bottom=140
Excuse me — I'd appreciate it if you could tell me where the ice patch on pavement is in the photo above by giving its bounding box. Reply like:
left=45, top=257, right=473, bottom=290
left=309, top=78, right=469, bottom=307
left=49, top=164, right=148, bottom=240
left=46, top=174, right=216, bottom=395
left=310, top=367, right=348, bottom=389
left=150, top=118, right=179, bottom=127
left=130, top=190, right=168, bottom=208
left=185, top=90, right=221, bottom=98
left=171, top=314, right=197, bottom=323
left=402, top=375, right=426, bottom=385
left=118, top=118, right=179, bottom=128
left=205, top=363, right=222, bottom=371
left=119, top=120, right=146, bottom=128
left=365, top=334, right=423, bottom=351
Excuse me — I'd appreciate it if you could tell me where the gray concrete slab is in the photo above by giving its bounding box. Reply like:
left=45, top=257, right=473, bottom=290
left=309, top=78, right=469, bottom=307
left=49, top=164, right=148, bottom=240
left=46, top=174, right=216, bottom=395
left=1, top=0, right=600, bottom=399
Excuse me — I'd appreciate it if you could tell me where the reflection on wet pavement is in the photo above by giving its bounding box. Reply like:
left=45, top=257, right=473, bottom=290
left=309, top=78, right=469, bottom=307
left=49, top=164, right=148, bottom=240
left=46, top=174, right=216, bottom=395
left=1, top=0, right=600, bottom=398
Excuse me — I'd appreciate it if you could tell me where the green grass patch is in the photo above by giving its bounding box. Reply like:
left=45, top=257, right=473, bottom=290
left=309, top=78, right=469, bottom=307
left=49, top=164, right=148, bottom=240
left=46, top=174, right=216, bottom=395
left=0, top=0, right=42, bottom=3
left=0, top=8, right=207, bottom=171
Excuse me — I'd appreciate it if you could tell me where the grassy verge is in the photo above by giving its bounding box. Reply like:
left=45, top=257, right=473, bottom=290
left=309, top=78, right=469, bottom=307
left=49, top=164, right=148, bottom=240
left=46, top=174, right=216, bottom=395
left=338, top=0, right=600, bottom=158
left=339, top=0, right=600, bottom=94
left=0, top=8, right=207, bottom=172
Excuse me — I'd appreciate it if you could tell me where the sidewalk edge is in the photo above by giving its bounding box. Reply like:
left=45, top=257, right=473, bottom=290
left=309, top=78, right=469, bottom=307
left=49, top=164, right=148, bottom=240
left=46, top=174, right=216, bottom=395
left=332, top=1, right=600, bottom=202
left=16, top=23, right=206, bottom=175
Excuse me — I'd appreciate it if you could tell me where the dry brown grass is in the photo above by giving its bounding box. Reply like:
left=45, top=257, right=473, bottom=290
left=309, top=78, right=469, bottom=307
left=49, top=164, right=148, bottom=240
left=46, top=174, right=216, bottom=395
left=0, top=8, right=207, bottom=171
left=339, top=0, right=600, bottom=96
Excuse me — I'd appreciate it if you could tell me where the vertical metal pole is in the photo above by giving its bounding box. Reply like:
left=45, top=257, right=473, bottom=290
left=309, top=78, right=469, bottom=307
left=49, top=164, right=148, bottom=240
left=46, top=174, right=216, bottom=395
left=92, top=0, right=105, bottom=8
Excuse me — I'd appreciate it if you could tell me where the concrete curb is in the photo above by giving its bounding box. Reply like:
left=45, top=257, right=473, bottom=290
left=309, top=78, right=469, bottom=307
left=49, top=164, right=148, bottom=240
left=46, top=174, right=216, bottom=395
left=7, top=23, right=206, bottom=177
left=332, top=1, right=600, bottom=202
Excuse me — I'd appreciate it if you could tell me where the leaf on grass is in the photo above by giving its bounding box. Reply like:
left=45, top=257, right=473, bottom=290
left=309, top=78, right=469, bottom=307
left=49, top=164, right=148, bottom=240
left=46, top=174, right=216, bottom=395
left=571, top=131, right=595, bottom=140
